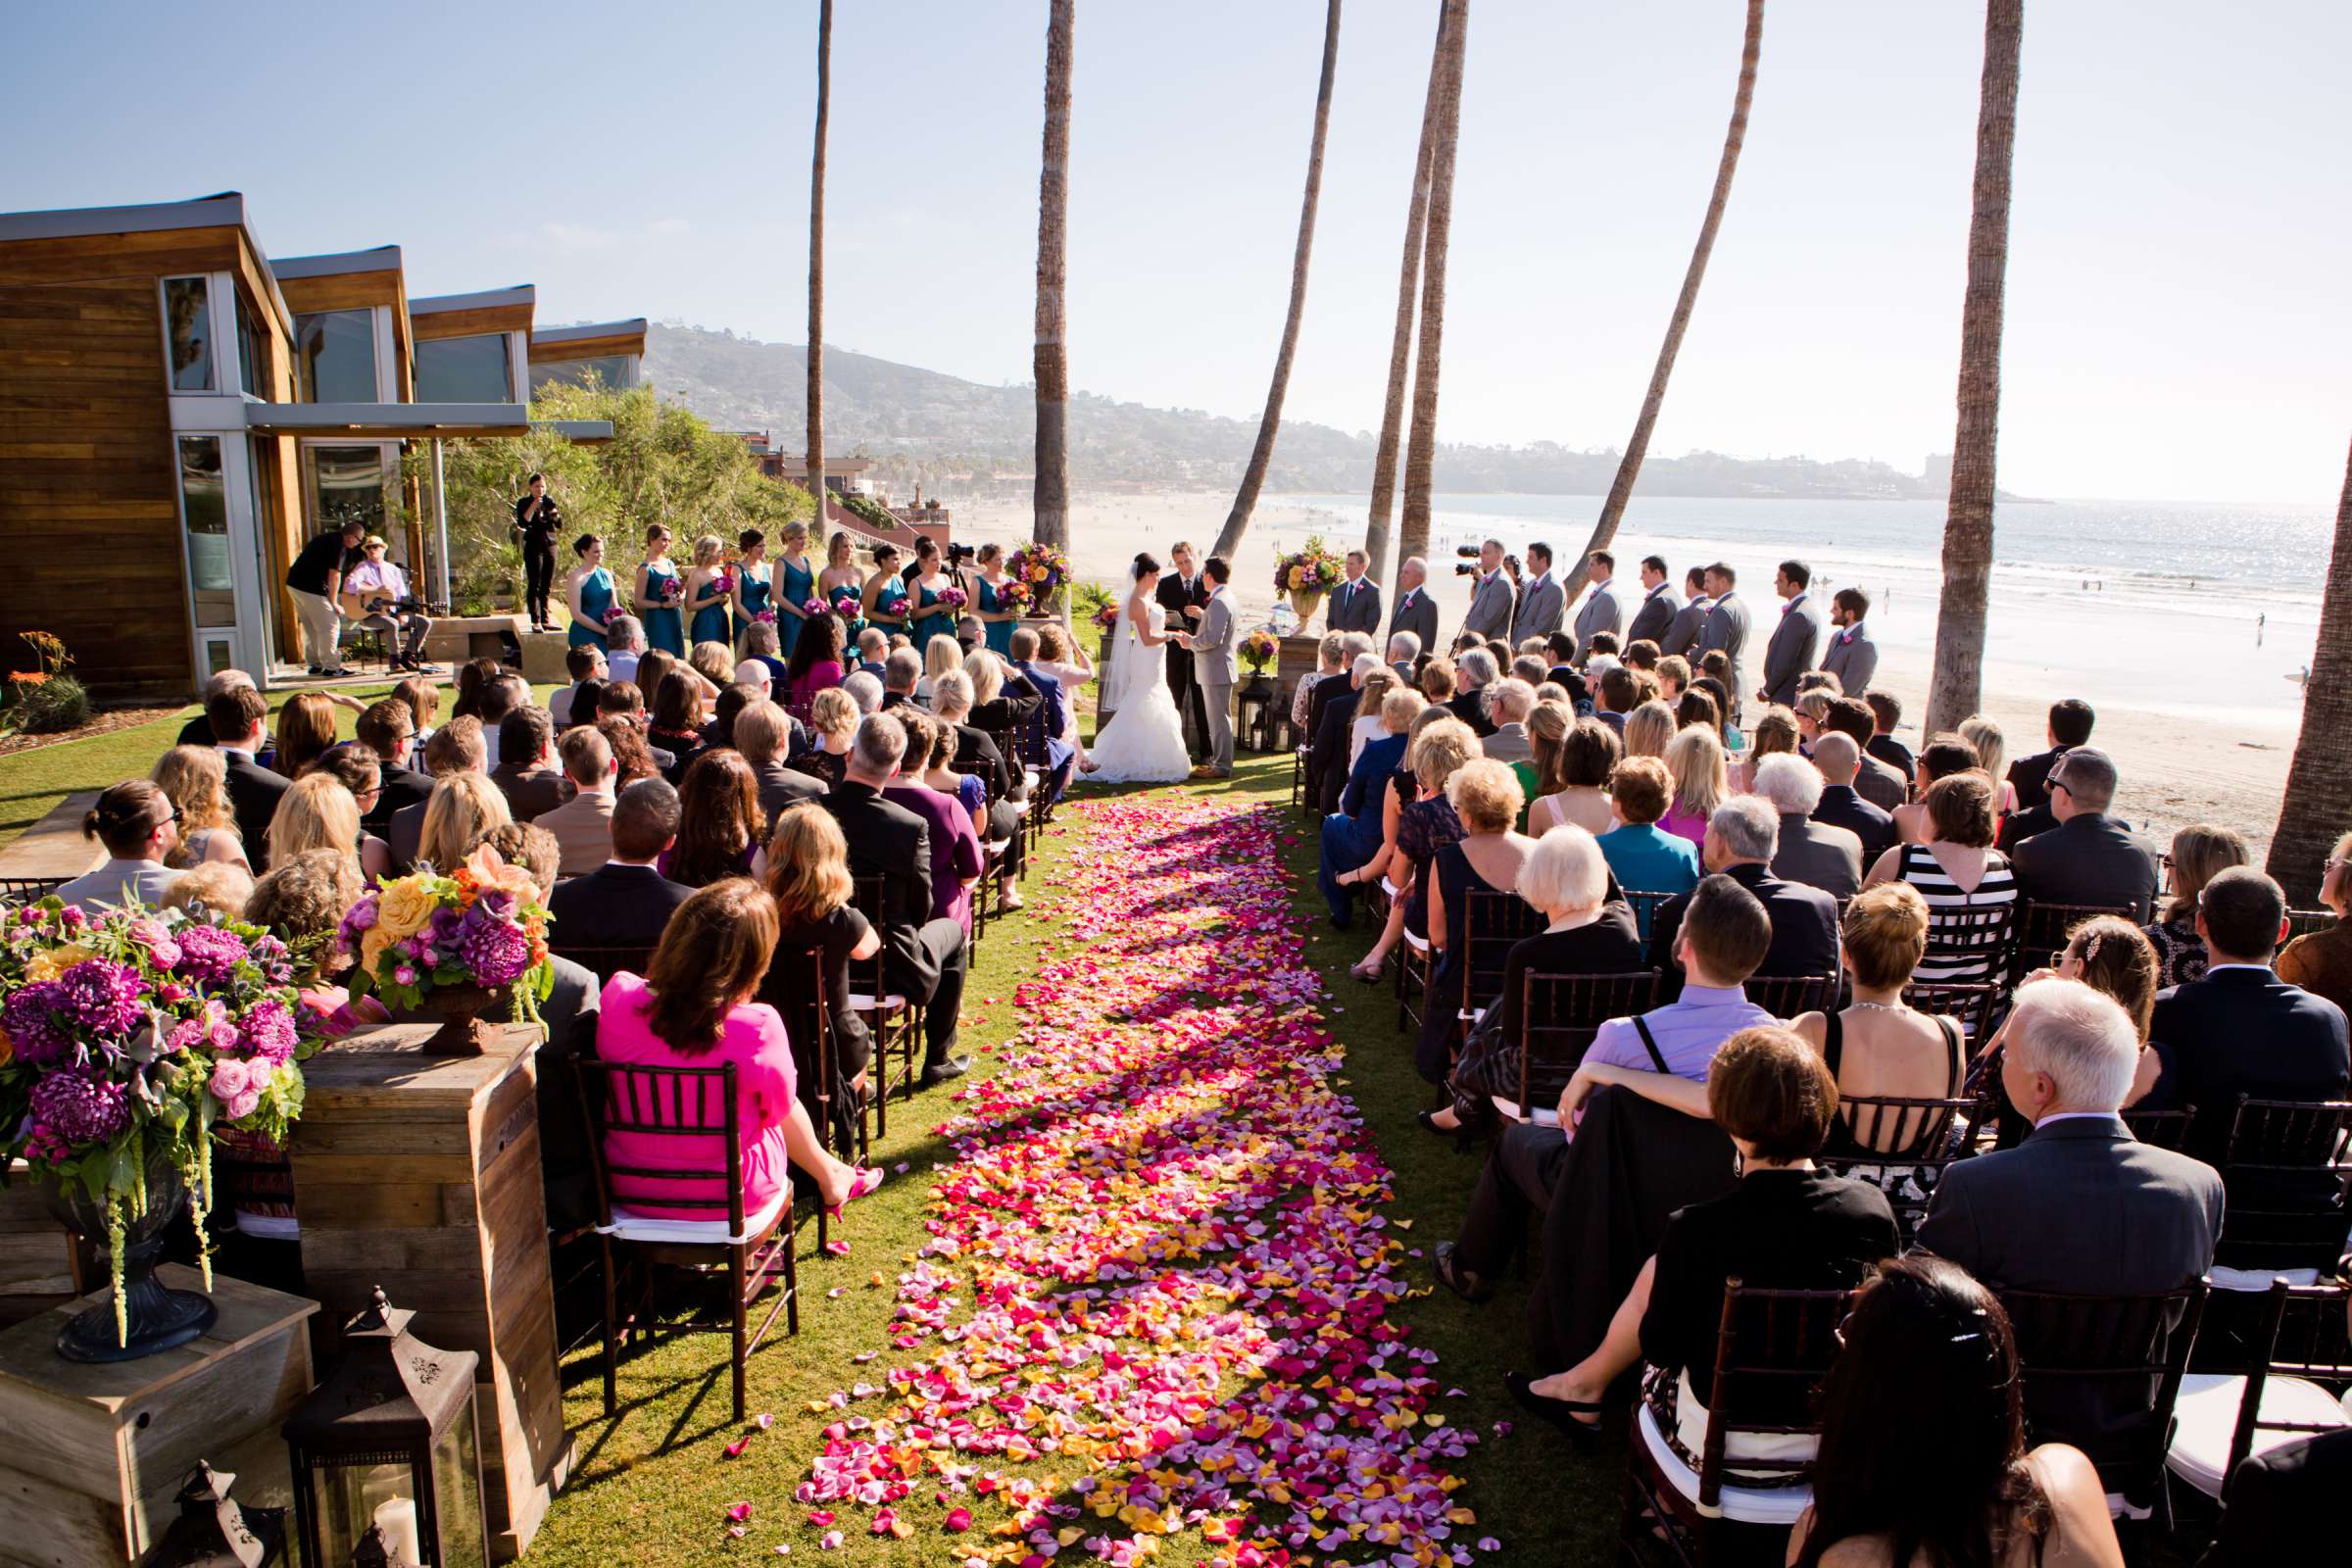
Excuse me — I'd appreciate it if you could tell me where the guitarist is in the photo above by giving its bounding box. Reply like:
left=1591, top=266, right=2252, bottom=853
left=340, top=535, right=440, bottom=673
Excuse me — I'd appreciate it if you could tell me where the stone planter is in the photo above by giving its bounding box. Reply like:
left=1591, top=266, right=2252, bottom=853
left=33, top=1149, right=216, bottom=1363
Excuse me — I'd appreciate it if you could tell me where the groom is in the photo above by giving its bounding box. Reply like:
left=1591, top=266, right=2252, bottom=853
left=1177, top=557, right=1238, bottom=779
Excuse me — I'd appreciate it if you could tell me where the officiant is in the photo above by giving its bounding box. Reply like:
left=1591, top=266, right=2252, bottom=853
left=1157, top=540, right=1212, bottom=760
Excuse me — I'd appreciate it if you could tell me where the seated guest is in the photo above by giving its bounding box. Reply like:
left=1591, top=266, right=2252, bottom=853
left=270, top=692, right=339, bottom=781
left=1863, top=689, right=1914, bottom=782
left=1417, top=760, right=1539, bottom=1081
left=1318, top=685, right=1416, bottom=928
left=1791, top=1256, right=2129, bottom=1568
left=596, top=713, right=662, bottom=790
left=1658, top=723, right=1727, bottom=849
left=1728, top=702, right=1798, bottom=793
left=1981, top=914, right=2165, bottom=1145
left=825, top=713, right=970, bottom=1084
left=301, top=744, right=394, bottom=880
left=1007, top=627, right=1078, bottom=805
left=1592, top=664, right=1640, bottom=736
left=1789, top=884, right=1970, bottom=1152
left=1501, top=1027, right=1896, bottom=1445
left=162, top=861, right=254, bottom=923
left=1808, top=732, right=1897, bottom=865
left=1416, top=655, right=1457, bottom=711
left=56, top=781, right=180, bottom=911
left=1958, top=713, right=2017, bottom=815
left=150, top=746, right=251, bottom=871
left=840, top=668, right=883, bottom=715
left=1754, top=753, right=1865, bottom=900
left=740, top=620, right=790, bottom=694
left=789, top=688, right=858, bottom=791
left=1292, top=631, right=1347, bottom=740
left=1916, top=979, right=2222, bottom=1490
left=662, top=750, right=764, bottom=887
left=472, top=675, right=527, bottom=772
left=2143, top=823, right=2248, bottom=987
left=913, top=703, right=989, bottom=821
left=548, top=779, right=695, bottom=952
left=389, top=717, right=487, bottom=870
left=1481, top=678, right=1537, bottom=766
left=451, top=656, right=501, bottom=722
left=594, top=880, right=876, bottom=1220
left=538, top=727, right=620, bottom=876
left=490, top=708, right=566, bottom=822
left=210, top=683, right=290, bottom=869
left=760, top=803, right=881, bottom=1125
left=703, top=680, right=766, bottom=753
left=1648, top=797, right=1840, bottom=991
left=2278, top=827, right=2352, bottom=1014
left=354, top=697, right=432, bottom=836
left=550, top=644, right=605, bottom=729
left=1510, top=654, right=1549, bottom=689
left=1824, top=696, right=1908, bottom=812
left=1529, top=710, right=1618, bottom=837
left=648, top=670, right=710, bottom=783
left=1793, top=688, right=1837, bottom=750
left=919, top=635, right=964, bottom=705
left=2000, top=697, right=2096, bottom=850
left=1596, top=757, right=1701, bottom=937
left=1387, top=630, right=1422, bottom=685
left=882, top=710, right=985, bottom=935
left=1312, top=652, right=1381, bottom=814
left=786, top=612, right=850, bottom=705
left=879, top=647, right=925, bottom=711
left=1447, top=647, right=1499, bottom=738
left=1347, top=667, right=1401, bottom=770
left=177, top=668, right=253, bottom=749
left=1620, top=698, right=1677, bottom=761
left=1863, top=772, right=2017, bottom=987
left=416, top=771, right=512, bottom=875
left=1336, top=712, right=1475, bottom=982
left=936, top=665, right=1031, bottom=908
left=852, top=626, right=889, bottom=684
left=1654, top=654, right=1690, bottom=705
left=737, top=697, right=824, bottom=824
left=596, top=679, right=645, bottom=722
left=1426, top=825, right=1645, bottom=1137
left=1892, top=733, right=1983, bottom=845
left=603, top=613, right=647, bottom=689
left=2008, top=747, right=2159, bottom=919
left=266, top=772, right=369, bottom=885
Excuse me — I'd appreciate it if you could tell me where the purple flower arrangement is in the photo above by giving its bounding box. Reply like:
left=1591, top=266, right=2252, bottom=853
left=333, top=843, right=554, bottom=1017
left=803, top=597, right=830, bottom=619
left=934, top=585, right=969, bottom=612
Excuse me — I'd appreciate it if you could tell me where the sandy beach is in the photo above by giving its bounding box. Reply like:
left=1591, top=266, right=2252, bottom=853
left=956, top=488, right=2300, bottom=860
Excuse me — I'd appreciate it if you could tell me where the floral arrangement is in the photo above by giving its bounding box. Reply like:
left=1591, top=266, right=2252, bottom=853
left=0, top=900, right=318, bottom=1344
left=1273, top=535, right=1347, bottom=599
left=652, top=574, right=683, bottom=604
left=753, top=610, right=778, bottom=626
left=333, top=846, right=556, bottom=1019
left=1242, top=629, right=1280, bottom=672
left=1093, top=601, right=1121, bottom=632
left=995, top=577, right=1033, bottom=613
left=934, top=585, right=969, bottom=612
left=802, top=597, right=830, bottom=619
left=1007, top=544, right=1071, bottom=610
left=828, top=586, right=864, bottom=618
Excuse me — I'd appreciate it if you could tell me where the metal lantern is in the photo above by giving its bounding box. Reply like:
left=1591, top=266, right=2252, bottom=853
left=139, top=1461, right=285, bottom=1567
left=281, top=1288, right=487, bottom=1568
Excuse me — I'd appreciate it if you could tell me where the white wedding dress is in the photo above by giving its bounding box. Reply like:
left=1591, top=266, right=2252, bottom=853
left=1087, top=597, right=1194, bottom=784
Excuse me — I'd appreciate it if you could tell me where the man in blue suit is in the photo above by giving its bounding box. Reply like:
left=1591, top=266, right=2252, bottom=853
left=1008, top=627, right=1077, bottom=807
left=1316, top=691, right=1409, bottom=927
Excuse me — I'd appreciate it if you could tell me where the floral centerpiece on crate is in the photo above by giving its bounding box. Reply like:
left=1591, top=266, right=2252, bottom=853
left=1273, top=536, right=1346, bottom=619
left=996, top=577, right=1033, bottom=614
left=1242, top=629, right=1281, bottom=676
left=334, top=845, right=555, bottom=1053
left=0, top=900, right=319, bottom=1356
left=1007, top=544, right=1072, bottom=612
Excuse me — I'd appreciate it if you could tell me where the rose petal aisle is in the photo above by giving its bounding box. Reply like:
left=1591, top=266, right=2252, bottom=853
left=800, top=795, right=1489, bottom=1566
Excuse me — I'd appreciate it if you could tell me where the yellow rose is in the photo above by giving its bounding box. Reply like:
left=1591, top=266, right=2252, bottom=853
left=372, top=876, right=440, bottom=944
left=23, top=942, right=95, bottom=984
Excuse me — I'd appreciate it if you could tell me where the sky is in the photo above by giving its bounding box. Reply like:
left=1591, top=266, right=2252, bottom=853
left=5, top=0, right=2347, bottom=504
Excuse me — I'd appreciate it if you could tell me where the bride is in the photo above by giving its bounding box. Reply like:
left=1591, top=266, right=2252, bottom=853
left=1086, top=552, right=1196, bottom=784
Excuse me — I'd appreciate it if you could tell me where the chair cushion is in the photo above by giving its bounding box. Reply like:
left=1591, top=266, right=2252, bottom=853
left=1403, top=929, right=1430, bottom=955
left=1635, top=1400, right=1814, bottom=1525
left=599, top=1186, right=788, bottom=1247
left=848, top=993, right=909, bottom=1011
left=2165, top=1371, right=2352, bottom=1497
left=2209, top=1264, right=2325, bottom=1293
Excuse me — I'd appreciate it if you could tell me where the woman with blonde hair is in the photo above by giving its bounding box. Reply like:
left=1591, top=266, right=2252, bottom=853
left=302, top=743, right=394, bottom=879
left=1622, top=699, right=1678, bottom=761
left=1029, top=621, right=1097, bottom=773
left=271, top=692, right=339, bottom=779
left=759, top=804, right=884, bottom=1132
left=919, top=633, right=963, bottom=703
left=1659, top=724, right=1728, bottom=848
left=1732, top=705, right=1799, bottom=792
left=151, top=745, right=250, bottom=870
left=392, top=673, right=440, bottom=748
left=688, top=638, right=736, bottom=695
left=789, top=687, right=859, bottom=790
left=817, top=528, right=863, bottom=635
left=1788, top=884, right=1971, bottom=1154
left=683, top=533, right=732, bottom=648
left=162, top=861, right=255, bottom=923
left=1958, top=714, right=2015, bottom=814
left=1419, top=759, right=1539, bottom=1080
left=1335, top=705, right=1466, bottom=982
left=2142, top=822, right=2249, bottom=986
left=1988, top=913, right=2166, bottom=1131
left=416, top=772, right=513, bottom=874
left=1348, top=668, right=1402, bottom=770
left=769, top=519, right=815, bottom=658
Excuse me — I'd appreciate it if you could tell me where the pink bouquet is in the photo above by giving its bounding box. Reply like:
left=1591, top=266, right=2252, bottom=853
left=754, top=610, right=778, bottom=625
left=935, top=586, right=969, bottom=612
left=803, top=597, right=830, bottom=618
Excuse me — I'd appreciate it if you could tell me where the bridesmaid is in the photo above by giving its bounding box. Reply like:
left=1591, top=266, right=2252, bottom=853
left=565, top=534, right=614, bottom=651
left=731, top=528, right=773, bottom=653
left=771, top=519, right=815, bottom=659
left=817, top=528, right=864, bottom=635
left=638, top=524, right=686, bottom=656
left=973, top=542, right=1016, bottom=657
left=906, top=537, right=956, bottom=651
left=685, top=534, right=733, bottom=647
left=862, top=542, right=909, bottom=637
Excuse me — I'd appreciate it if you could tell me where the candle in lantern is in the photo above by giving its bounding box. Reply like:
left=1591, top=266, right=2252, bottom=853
left=374, top=1496, right=422, bottom=1563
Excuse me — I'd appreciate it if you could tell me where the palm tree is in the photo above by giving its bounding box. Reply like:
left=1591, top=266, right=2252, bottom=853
left=2266, top=434, right=2352, bottom=906
left=806, top=0, right=833, bottom=543
left=1033, top=0, right=1075, bottom=555
left=1212, top=0, right=1345, bottom=564
left=1925, top=0, right=2025, bottom=737
left=1577, top=0, right=1765, bottom=564
left=1363, top=0, right=1455, bottom=587
left=1396, top=0, right=1468, bottom=572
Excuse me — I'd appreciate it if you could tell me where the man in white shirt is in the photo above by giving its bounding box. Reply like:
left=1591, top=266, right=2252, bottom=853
left=342, top=536, right=439, bottom=672
left=604, top=614, right=647, bottom=688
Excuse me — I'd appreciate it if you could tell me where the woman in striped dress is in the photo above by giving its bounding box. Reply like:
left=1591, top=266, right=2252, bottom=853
left=1861, top=771, right=2016, bottom=986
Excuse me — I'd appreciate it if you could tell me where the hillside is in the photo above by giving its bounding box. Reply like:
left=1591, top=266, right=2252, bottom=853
left=642, top=322, right=1954, bottom=502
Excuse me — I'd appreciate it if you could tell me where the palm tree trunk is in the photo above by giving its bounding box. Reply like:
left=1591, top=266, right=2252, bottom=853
left=806, top=0, right=833, bottom=543
left=1212, top=0, right=1345, bottom=564
left=1577, top=0, right=1764, bottom=564
left=1033, top=0, right=1075, bottom=554
left=1397, top=0, right=1468, bottom=572
left=1363, top=0, right=1454, bottom=588
left=1925, top=0, right=2024, bottom=737
left=2266, top=434, right=2352, bottom=906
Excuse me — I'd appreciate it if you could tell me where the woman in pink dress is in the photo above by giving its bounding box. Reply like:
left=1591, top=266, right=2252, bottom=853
left=594, top=879, right=880, bottom=1221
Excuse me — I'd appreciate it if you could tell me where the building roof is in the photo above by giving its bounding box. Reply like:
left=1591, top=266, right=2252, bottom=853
left=411, top=285, right=536, bottom=316
left=532, top=318, right=647, bottom=346
left=238, top=402, right=614, bottom=445
left=0, top=190, right=294, bottom=333
left=272, top=245, right=404, bottom=279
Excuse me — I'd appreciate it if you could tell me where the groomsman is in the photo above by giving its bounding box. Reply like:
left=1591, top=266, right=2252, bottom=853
left=1626, top=554, right=1681, bottom=647
left=1694, top=562, right=1751, bottom=714
left=1460, top=538, right=1514, bottom=642
left=1327, top=550, right=1383, bottom=635
left=1761, top=560, right=1828, bottom=707
left=1820, top=586, right=1879, bottom=694
left=1158, top=540, right=1212, bottom=759
left=1512, top=542, right=1567, bottom=644
left=1573, top=551, right=1628, bottom=648
left=1388, top=556, right=1440, bottom=662
left=1660, top=565, right=1714, bottom=657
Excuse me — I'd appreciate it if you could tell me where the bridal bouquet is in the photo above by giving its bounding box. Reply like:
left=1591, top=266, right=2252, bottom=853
left=1007, top=544, right=1071, bottom=610
left=802, top=597, right=830, bottom=619
left=828, top=586, right=864, bottom=618
left=934, top=585, right=969, bottom=612
left=753, top=610, right=778, bottom=626
left=334, top=845, right=555, bottom=1018
left=1273, top=536, right=1346, bottom=598
left=0, top=899, right=319, bottom=1339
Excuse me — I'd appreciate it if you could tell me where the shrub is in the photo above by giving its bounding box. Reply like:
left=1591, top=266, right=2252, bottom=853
left=13, top=674, right=90, bottom=733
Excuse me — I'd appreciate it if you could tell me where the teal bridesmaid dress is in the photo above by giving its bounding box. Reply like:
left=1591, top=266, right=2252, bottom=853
left=910, top=579, right=955, bottom=650
left=735, top=561, right=773, bottom=647
left=568, top=567, right=613, bottom=651
left=978, top=576, right=1014, bottom=657
left=776, top=555, right=815, bottom=658
left=688, top=569, right=732, bottom=647
left=641, top=562, right=685, bottom=655
left=871, top=578, right=908, bottom=637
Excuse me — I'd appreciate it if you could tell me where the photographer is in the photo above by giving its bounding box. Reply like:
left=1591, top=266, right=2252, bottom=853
left=513, top=473, right=563, bottom=632
left=342, top=535, right=440, bottom=673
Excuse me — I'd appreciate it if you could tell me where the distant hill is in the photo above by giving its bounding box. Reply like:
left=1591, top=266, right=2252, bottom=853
left=643, top=322, right=1957, bottom=502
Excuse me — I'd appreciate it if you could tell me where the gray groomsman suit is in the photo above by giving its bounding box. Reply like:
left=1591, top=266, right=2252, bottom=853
left=1461, top=568, right=1514, bottom=643
left=1660, top=593, right=1714, bottom=658
left=1820, top=621, right=1878, bottom=695
left=1761, top=591, right=1828, bottom=707
left=1626, top=583, right=1680, bottom=648
left=1388, top=583, right=1440, bottom=662
left=1695, top=591, right=1751, bottom=711
left=1572, top=577, right=1627, bottom=649
left=1513, top=571, right=1567, bottom=646
left=1327, top=575, right=1382, bottom=636
left=1192, top=586, right=1240, bottom=773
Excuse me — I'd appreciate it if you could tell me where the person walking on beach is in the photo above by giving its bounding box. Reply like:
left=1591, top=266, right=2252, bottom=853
left=1389, top=557, right=1440, bottom=661
left=1626, top=555, right=1680, bottom=647
left=1461, top=539, right=1514, bottom=643
left=1572, top=550, right=1626, bottom=648
left=1761, top=560, right=1828, bottom=707
left=1694, top=563, right=1751, bottom=718
left=1513, top=543, right=1568, bottom=645
left=1820, top=586, right=1878, bottom=694
left=1660, top=566, right=1713, bottom=657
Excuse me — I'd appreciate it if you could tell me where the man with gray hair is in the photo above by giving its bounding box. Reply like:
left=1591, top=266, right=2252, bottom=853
left=1644, top=794, right=1838, bottom=991
left=1752, top=753, right=1863, bottom=899
left=2009, top=746, right=2160, bottom=918
left=1917, top=978, right=2222, bottom=1492
left=605, top=613, right=647, bottom=687
left=841, top=669, right=883, bottom=714
left=1481, top=678, right=1537, bottom=764
left=1446, top=646, right=1499, bottom=737
left=1807, top=731, right=1895, bottom=863
left=1387, top=555, right=1439, bottom=660
left=880, top=646, right=927, bottom=711
left=1386, top=629, right=1422, bottom=685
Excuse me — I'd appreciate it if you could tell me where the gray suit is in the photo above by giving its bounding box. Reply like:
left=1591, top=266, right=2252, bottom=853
left=1694, top=591, right=1751, bottom=710
left=1771, top=814, right=1864, bottom=901
left=1761, top=592, right=1828, bottom=707
left=1327, top=576, right=1382, bottom=636
left=1513, top=572, right=1568, bottom=646
left=1482, top=721, right=1533, bottom=765
left=1572, top=578, right=1626, bottom=648
left=1461, top=568, right=1514, bottom=643
left=1626, top=584, right=1680, bottom=648
left=1660, top=594, right=1714, bottom=658
left=1191, top=588, right=1240, bottom=773
left=1388, top=584, right=1440, bottom=660
left=1820, top=621, right=1878, bottom=695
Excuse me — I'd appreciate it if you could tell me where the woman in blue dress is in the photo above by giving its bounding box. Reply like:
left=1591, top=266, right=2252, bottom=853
left=564, top=534, right=614, bottom=651
left=637, top=524, right=686, bottom=656
left=818, top=528, right=865, bottom=639
left=972, top=542, right=1016, bottom=657
left=862, top=543, right=909, bottom=640
left=684, top=533, right=733, bottom=650
left=906, top=537, right=957, bottom=651
left=770, top=519, right=815, bottom=659
left=731, top=528, right=774, bottom=653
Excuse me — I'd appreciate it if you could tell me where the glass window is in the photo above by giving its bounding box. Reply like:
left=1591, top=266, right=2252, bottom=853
left=177, top=436, right=235, bottom=626
left=164, top=277, right=214, bottom=391
left=529, top=354, right=633, bottom=396
left=308, top=444, right=386, bottom=540
left=415, top=332, right=514, bottom=403
left=293, top=309, right=378, bottom=403
left=234, top=290, right=269, bottom=400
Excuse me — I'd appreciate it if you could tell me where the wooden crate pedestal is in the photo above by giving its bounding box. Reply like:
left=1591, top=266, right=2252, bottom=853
left=0, top=1267, right=316, bottom=1565
left=289, top=1022, right=572, bottom=1562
